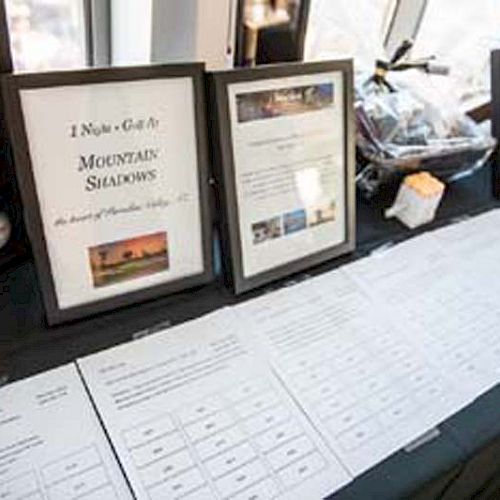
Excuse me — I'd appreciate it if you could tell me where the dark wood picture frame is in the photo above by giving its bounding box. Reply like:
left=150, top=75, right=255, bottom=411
left=491, top=50, right=500, bottom=198
left=2, top=63, right=214, bottom=325
left=209, top=60, right=356, bottom=294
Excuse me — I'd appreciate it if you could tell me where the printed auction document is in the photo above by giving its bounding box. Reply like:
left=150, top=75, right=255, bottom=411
left=20, top=76, right=205, bottom=309
left=347, top=209, right=500, bottom=402
left=234, top=269, right=473, bottom=476
left=0, top=364, right=132, bottom=500
left=78, top=311, right=351, bottom=500
left=227, top=71, right=347, bottom=278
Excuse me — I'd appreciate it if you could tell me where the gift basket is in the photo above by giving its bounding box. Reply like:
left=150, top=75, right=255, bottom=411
left=356, top=40, right=496, bottom=198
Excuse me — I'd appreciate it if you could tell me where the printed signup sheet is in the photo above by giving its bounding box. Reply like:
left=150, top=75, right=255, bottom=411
left=348, top=209, right=500, bottom=402
left=0, top=364, right=133, bottom=500
left=78, top=310, right=351, bottom=500
left=233, top=269, right=468, bottom=476
left=234, top=208, right=500, bottom=477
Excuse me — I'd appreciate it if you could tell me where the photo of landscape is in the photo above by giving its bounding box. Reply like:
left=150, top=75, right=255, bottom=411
left=284, top=209, right=307, bottom=235
left=89, top=232, right=169, bottom=288
left=307, top=201, right=336, bottom=227
left=236, top=82, right=335, bottom=123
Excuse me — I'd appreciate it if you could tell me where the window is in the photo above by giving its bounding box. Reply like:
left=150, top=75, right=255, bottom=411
left=412, top=0, right=500, bottom=109
left=305, top=0, right=394, bottom=70
left=5, top=0, right=88, bottom=71
left=306, top=0, right=500, bottom=111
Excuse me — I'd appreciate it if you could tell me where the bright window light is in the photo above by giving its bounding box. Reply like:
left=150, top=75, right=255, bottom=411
left=305, top=0, right=393, bottom=70
left=5, top=0, right=87, bottom=71
left=412, top=0, right=500, bottom=108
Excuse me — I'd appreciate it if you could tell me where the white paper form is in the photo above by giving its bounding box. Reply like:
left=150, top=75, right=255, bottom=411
left=426, top=210, right=500, bottom=388
left=78, top=310, right=351, bottom=500
left=348, top=209, right=500, bottom=305
left=432, top=209, right=500, bottom=261
left=347, top=210, right=500, bottom=401
left=431, top=209, right=500, bottom=293
left=0, top=364, right=133, bottom=500
left=234, top=267, right=472, bottom=476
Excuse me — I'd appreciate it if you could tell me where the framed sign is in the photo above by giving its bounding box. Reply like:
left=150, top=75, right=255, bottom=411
left=491, top=49, right=500, bottom=198
left=210, top=60, right=355, bottom=294
left=2, top=64, right=213, bottom=324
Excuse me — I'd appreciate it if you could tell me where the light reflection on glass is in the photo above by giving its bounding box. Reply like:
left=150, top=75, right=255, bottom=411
left=296, top=168, right=323, bottom=208
left=412, top=0, right=500, bottom=107
left=5, top=0, right=87, bottom=71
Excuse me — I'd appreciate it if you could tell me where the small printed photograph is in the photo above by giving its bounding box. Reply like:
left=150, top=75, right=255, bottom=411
left=89, top=232, right=169, bottom=288
left=236, top=83, right=335, bottom=123
left=251, top=217, right=282, bottom=245
left=307, top=201, right=336, bottom=227
left=283, top=209, right=307, bottom=235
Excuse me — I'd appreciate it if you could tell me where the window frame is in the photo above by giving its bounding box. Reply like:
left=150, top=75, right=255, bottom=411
left=86, top=0, right=112, bottom=67
left=383, top=0, right=427, bottom=57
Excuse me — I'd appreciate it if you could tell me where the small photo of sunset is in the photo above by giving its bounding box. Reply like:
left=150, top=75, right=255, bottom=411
left=88, top=232, right=169, bottom=288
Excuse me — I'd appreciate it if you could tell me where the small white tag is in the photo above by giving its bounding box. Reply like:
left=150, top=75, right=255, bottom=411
left=0, top=373, right=9, bottom=387
left=404, top=428, right=441, bottom=453
left=132, top=320, right=172, bottom=340
left=370, top=242, right=396, bottom=257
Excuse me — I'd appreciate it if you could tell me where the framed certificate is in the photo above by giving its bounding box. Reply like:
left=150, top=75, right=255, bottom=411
left=3, top=64, right=213, bottom=324
left=210, top=60, right=355, bottom=294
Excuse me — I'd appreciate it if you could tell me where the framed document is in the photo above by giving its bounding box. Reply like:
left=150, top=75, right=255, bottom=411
left=3, top=64, right=213, bottom=324
left=210, top=60, right=355, bottom=294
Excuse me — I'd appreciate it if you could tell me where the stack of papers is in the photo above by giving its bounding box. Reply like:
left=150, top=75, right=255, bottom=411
left=3, top=208, right=500, bottom=499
